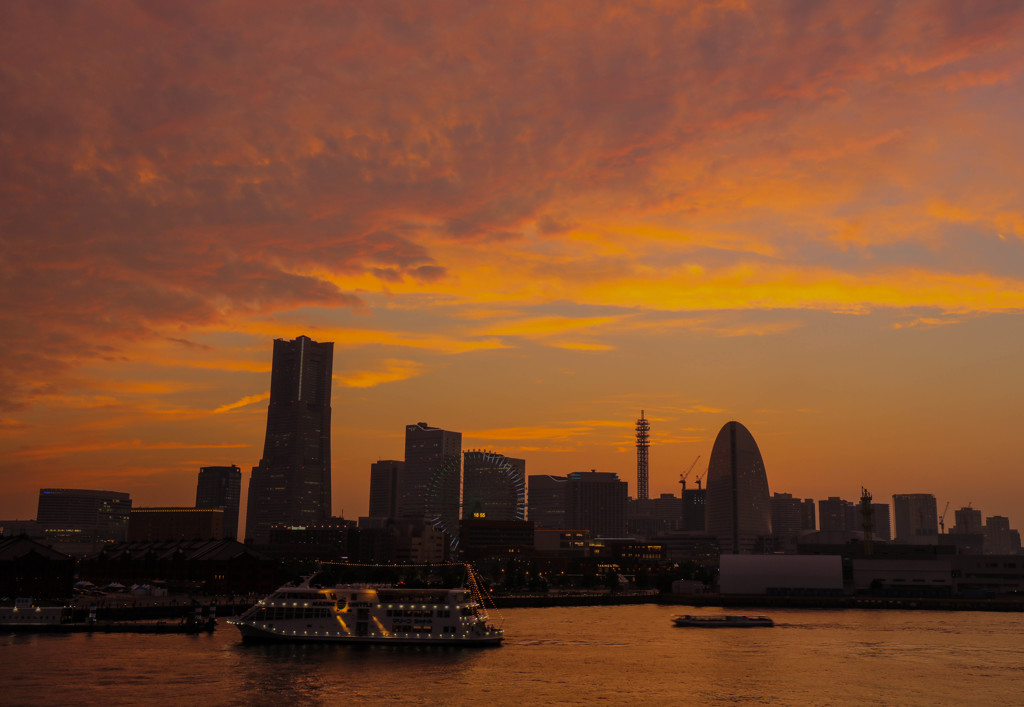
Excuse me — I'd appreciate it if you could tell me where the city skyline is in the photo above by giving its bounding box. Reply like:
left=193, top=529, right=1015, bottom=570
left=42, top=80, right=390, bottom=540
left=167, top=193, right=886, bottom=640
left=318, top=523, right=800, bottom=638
left=2, top=3, right=1024, bottom=528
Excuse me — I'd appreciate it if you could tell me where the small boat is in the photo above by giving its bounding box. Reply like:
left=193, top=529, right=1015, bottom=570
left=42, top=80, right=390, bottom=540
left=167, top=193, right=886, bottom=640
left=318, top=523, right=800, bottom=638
left=0, top=598, right=72, bottom=627
left=672, top=614, right=774, bottom=628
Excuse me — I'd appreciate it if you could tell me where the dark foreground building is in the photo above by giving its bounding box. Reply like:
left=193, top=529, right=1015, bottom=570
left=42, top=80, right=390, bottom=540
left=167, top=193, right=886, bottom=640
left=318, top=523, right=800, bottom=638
left=0, top=536, right=74, bottom=599
left=81, top=539, right=279, bottom=594
left=399, top=422, right=462, bottom=549
left=196, top=465, right=242, bottom=539
left=462, top=450, right=526, bottom=521
left=246, top=336, right=334, bottom=544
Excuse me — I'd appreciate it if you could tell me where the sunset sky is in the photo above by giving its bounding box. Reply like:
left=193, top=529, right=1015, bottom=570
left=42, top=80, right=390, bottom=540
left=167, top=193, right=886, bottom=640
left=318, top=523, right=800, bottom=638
left=2, top=1, right=1023, bottom=532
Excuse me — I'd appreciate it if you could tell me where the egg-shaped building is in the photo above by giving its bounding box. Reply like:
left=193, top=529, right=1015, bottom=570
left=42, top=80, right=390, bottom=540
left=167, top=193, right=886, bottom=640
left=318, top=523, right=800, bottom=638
left=705, top=421, right=771, bottom=554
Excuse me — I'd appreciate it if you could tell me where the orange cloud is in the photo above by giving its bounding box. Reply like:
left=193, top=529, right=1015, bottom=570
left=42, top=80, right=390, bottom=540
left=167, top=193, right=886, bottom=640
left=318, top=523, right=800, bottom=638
left=335, top=360, right=427, bottom=388
left=212, top=393, right=270, bottom=414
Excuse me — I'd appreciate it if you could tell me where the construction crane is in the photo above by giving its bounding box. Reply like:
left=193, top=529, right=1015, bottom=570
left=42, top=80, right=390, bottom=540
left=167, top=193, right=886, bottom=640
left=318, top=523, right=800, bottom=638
left=679, top=455, right=700, bottom=492
left=939, top=501, right=950, bottom=534
left=695, top=468, right=708, bottom=491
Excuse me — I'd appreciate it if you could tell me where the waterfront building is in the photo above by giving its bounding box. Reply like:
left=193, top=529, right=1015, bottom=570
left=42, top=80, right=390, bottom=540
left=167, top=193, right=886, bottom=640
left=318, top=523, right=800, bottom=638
left=462, top=450, right=526, bottom=521
left=528, top=475, right=568, bottom=529
left=566, top=470, right=628, bottom=538
left=984, top=516, right=1022, bottom=555
left=892, top=494, right=939, bottom=542
left=534, top=528, right=591, bottom=557
left=246, top=335, right=334, bottom=545
left=36, top=488, right=132, bottom=554
left=196, top=465, right=241, bottom=539
left=0, top=535, right=74, bottom=599
left=79, top=538, right=279, bottom=593
left=368, top=460, right=403, bottom=521
left=399, top=422, right=462, bottom=549
left=459, top=519, right=535, bottom=561
left=704, top=421, right=771, bottom=554
left=128, top=507, right=224, bottom=542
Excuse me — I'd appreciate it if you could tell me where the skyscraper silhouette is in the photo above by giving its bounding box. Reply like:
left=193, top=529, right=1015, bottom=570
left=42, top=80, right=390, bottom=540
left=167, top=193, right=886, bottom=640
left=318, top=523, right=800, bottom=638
left=705, top=421, right=771, bottom=553
left=245, top=336, right=333, bottom=544
left=462, top=450, right=525, bottom=521
left=196, top=465, right=241, bottom=539
left=399, top=422, right=462, bottom=549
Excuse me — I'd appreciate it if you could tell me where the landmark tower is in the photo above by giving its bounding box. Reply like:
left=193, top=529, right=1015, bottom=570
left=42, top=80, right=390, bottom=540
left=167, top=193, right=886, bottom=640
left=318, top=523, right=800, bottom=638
left=245, top=335, right=334, bottom=544
left=705, top=421, right=771, bottom=553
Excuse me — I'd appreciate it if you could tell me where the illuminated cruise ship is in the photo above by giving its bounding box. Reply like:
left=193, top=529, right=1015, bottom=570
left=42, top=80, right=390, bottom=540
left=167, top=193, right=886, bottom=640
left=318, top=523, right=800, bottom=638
left=229, top=579, right=503, bottom=646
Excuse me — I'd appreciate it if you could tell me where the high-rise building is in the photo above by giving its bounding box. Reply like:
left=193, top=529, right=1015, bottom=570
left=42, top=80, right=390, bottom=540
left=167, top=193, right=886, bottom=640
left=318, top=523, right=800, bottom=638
left=800, top=499, right=816, bottom=531
left=246, top=335, right=334, bottom=544
left=681, top=488, right=706, bottom=532
left=528, top=475, right=568, bottom=529
left=196, top=465, right=241, bottom=539
left=399, top=422, right=462, bottom=549
left=462, top=450, right=526, bottom=521
left=635, top=411, right=650, bottom=501
left=892, top=493, right=938, bottom=542
left=368, top=460, right=403, bottom=521
left=952, top=506, right=983, bottom=535
left=565, top=470, right=628, bottom=538
left=984, top=516, right=1022, bottom=555
left=36, top=489, right=132, bottom=553
left=705, top=421, right=771, bottom=554
left=819, top=496, right=890, bottom=540
left=771, top=492, right=805, bottom=541
left=627, top=493, right=683, bottom=538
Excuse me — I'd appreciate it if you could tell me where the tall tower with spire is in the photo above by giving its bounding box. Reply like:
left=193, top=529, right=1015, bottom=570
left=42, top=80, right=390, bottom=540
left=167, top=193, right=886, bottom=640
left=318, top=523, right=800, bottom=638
left=636, top=410, right=650, bottom=500
left=245, top=335, right=334, bottom=544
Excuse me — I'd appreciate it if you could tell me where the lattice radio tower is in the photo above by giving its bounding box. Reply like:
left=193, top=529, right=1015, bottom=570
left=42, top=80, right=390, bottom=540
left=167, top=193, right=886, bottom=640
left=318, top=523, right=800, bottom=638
left=636, top=410, right=650, bottom=500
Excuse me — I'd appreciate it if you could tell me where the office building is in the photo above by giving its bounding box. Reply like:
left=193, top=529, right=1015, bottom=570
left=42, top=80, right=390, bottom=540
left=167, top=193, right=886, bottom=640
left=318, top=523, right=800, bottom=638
left=368, top=460, right=403, bottom=520
left=36, top=488, right=132, bottom=553
left=771, top=493, right=806, bottom=541
left=681, top=488, right=706, bottom=532
left=705, top=421, right=772, bottom=554
left=627, top=494, right=684, bottom=538
left=528, top=475, right=568, bottom=529
left=399, top=422, right=462, bottom=548
left=246, top=336, right=334, bottom=544
left=892, top=494, right=938, bottom=542
left=462, top=450, right=526, bottom=521
left=800, top=499, right=816, bottom=531
left=984, top=516, right=1022, bottom=555
left=128, top=507, right=224, bottom=542
left=565, top=470, right=628, bottom=538
left=952, top=507, right=983, bottom=535
left=196, top=465, right=241, bottom=539
left=819, top=497, right=852, bottom=533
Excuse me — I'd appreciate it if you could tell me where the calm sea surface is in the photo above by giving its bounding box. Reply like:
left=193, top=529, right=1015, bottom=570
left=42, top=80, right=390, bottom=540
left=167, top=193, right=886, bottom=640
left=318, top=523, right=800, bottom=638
left=3, top=604, right=1023, bottom=705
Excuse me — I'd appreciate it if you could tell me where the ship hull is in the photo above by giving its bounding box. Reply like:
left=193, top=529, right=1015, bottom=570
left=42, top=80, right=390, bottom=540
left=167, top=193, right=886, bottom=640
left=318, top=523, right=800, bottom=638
left=232, top=621, right=503, bottom=646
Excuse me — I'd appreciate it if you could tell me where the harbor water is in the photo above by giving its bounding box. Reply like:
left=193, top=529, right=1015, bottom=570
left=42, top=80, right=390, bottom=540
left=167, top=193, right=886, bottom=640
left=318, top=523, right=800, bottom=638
left=4, top=604, right=1023, bottom=705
